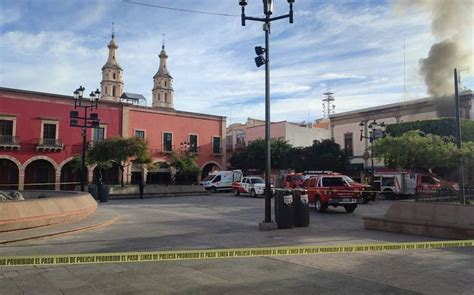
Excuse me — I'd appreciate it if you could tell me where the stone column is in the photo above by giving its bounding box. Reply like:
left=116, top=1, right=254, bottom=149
left=55, top=171, right=61, bottom=191
left=221, top=117, right=227, bottom=169
left=125, top=163, right=132, bottom=185
left=88, top=166, right=95, bottom=184
left=18, top=171, right=25, bottom=191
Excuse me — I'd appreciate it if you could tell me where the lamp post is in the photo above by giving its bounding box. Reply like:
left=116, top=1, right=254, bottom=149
left=454, top=68, right=466, bottom=204
left=239, top=0, right=295, bottom=225
left=180, top=141, right=191, bottom=154
left=359, top=120, right=385, bottom=187
left=69, top=86, right=101, bottom=192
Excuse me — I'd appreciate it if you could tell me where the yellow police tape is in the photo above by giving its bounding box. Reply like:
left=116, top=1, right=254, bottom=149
left=1, top=240, right=473, bottom=267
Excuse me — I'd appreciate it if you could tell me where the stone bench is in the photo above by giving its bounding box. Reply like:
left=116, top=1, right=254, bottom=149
left=363, top=202, right=474, bottom=239
left=0, top=191, right=97, bottom=232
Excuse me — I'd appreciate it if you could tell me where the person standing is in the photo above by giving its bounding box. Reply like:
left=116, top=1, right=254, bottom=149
left=139, top=179, right=146, bottom=199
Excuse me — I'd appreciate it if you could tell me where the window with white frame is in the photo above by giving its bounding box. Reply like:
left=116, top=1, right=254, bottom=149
left=0, top=120, right=14, bottom=137
left=189, top=134, right=198, bottom=153
left=135, top=130, right=145, bottom=139
left=0, top=118, right=15, bottom=144
left=93, top=127, right=105, bottom=142
left=163, top=132, right=173, bottom=152
left=212, top=136, right=221, bottom=154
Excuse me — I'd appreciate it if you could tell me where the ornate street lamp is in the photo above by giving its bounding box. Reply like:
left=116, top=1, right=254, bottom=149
left=239, top=0, right=295, bottom=227
left=180, top=141, right=190, bottom=154
left=70, top=86, right=101, bottom=191
left=359, top=120, right=385, bottom=188
left=180, top=141, right=198, bottom=154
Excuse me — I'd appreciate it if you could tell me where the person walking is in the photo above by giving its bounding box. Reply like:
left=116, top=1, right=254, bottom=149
left=139, top=179, right=146, bottom=199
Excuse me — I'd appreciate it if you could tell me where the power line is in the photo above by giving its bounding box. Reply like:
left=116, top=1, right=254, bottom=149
left=123, top=0, right=239, bottom=17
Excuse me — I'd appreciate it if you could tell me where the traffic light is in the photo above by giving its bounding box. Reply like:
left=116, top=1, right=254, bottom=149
left=255, top=56, right=266, bottom=67
left=254, top=46, right=266, bottom=67
left=255, top=46, right=265, bottom=56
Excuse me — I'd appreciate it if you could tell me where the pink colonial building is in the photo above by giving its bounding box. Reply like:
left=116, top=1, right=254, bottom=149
left=0, top=34, right=226, bottom=191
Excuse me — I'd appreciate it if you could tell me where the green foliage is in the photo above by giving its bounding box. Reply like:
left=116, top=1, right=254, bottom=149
left=461, top=141, right=474, bottom=167
left=161, top=152, right=200, bottom=184
left=88, top=137, right=152, bottom=186
left=229, top=139, right=347, bottom=172
left=69, top=156, right=88, bottom=173
left=287, top=140, right=348, bottom=172
left=386, top=118, right=474, bottom=142
left=372, top=130, right=459, bottom=171
left=229, top=139, right=293, bottom=171
left=162, top=152, right=200, bottom=177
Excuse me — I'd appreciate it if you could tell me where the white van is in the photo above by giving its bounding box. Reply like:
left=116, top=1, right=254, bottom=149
left=200, top=170, right=243, bottom=193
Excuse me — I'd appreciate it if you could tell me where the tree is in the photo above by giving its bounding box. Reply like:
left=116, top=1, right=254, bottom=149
left=371, top=130, right=459, bottom=172
left=385, top=117, right=474, bottom=142
left=460, top=141, right=474, bottom=167
left=229, top=139, right=292, bottom=171
left=229, top=138, right=347, bottom=173
left=288, top=140, right=347, bottom=172
left=88, top=137, right=152, bottom=187
left=161, top=152, right=200, bottom=184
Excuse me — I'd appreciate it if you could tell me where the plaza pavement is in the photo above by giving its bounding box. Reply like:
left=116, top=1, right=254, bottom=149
left=1, top=194, right=473, bottom=294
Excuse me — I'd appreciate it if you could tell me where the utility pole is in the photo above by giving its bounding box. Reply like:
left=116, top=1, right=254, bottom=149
left=454, top=68, right=465, bottom=204
left=239, top=0, right=294, bottom=227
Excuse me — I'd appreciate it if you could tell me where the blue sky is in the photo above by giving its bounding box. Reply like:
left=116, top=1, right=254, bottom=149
left=1, top=0, right=472, bottom=124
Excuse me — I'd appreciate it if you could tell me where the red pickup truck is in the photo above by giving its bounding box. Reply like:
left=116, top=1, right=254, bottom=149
left=282, top=173, right=304, bottom=189
left=302, top=175, right=362, bottom=213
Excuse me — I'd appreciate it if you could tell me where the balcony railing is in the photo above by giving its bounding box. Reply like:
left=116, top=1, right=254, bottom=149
left=37, top=138, right=64, bottom=151
left=0, top=135, right=20, bottom=150
left=184, top=146, right=201, bottom=154
left=151, top=145, right=175, bottom=156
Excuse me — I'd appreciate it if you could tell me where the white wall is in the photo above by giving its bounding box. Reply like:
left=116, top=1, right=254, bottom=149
left=285, top=123, right=330, bottom=147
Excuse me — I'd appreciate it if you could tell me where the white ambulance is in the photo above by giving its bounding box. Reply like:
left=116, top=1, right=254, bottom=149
left=200, top=170, right=243, bottom=193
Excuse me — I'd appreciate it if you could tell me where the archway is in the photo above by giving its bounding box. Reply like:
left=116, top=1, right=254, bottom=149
left=24, top=160, right=55, bottom=190
left=201, top=162, right=221, bottom=179
left=93, top=163, right=120, bottom=185
left=146, top=162, right=171, bottom=185
left=60, top=160, right=80, bottom=190
left=130, top=163, right=144, bottom=185
left=0, top=158, right=20, bottom=190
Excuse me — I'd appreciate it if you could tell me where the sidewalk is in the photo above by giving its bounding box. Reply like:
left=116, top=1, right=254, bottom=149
left=1, top=195, right=473, bottom=294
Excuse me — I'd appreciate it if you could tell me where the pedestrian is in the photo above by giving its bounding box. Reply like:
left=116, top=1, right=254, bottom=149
left=139, top=180, right=146, bottom=199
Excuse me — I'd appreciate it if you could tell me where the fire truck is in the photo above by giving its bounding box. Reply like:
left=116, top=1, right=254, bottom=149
left=276, top=172, right=304, bottom=189
left=373, top=169, right=457, bottom=199
left=302, top=174, right=362, bottom=213
left=304, top=171, right=375, bottom=203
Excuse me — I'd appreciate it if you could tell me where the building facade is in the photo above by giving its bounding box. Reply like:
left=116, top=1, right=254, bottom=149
left=226, top=117, right=329, bottom=165
left=329, top=93, right=473, bottom=170
left=0, top=34, right=226, bottom=191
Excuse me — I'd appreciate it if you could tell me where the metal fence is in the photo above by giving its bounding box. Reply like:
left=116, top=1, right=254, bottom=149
left=415, top=187, right=474, bottom=204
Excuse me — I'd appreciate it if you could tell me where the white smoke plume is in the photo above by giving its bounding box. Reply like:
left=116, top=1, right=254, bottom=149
left=396, top=0, right=473, bottom=97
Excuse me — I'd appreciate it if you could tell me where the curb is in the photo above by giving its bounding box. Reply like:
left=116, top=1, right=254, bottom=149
left=0, top=209, right=118, bottom=245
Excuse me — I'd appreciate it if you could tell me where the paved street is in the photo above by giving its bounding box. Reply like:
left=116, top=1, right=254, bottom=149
left=1, top=194, right=473, bottom=294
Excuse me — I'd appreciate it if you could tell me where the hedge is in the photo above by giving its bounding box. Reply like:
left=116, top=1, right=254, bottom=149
left=386, top=117, right=474, bottom=142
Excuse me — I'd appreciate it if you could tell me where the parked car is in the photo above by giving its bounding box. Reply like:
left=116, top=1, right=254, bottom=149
left=200, top=170, right=243, bottom=193
left=302, top=175, right=362, bottom=213
left=232, top=176, right=273, bottom=197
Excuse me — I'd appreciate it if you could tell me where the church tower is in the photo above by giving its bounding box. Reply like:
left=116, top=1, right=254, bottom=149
left=100, top=25, right=124, bottom=102
left=152, top=40, right=174, bottom=109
